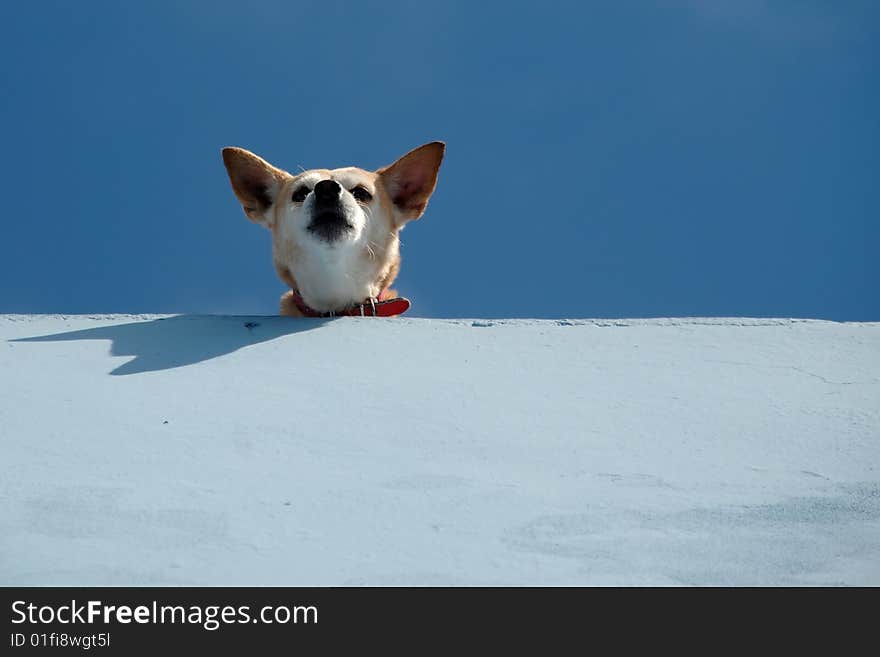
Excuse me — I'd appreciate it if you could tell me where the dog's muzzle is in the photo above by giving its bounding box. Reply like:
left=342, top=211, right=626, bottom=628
left=307, top=179, right=353, bottom=242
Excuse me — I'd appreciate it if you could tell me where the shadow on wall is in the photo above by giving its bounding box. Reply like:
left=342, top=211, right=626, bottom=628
left=11, top=315, right=329, bottom=376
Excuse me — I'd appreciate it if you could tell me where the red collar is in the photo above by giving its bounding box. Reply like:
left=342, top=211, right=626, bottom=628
left=290, top=288, right=411, bottom=318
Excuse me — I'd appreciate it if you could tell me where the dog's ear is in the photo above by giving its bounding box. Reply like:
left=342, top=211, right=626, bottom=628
left=221, top=147, right=288, bottom=226
left=377, top=141, right=445, bottom=222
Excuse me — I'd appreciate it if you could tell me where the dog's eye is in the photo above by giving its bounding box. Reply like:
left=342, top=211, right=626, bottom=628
left=291, top=186, right=310, bottom=203
left=351, top=186, right=373, bottom=203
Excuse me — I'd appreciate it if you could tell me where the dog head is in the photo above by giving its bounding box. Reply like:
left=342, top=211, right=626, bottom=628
left=222, top=142, right=444, bottom=314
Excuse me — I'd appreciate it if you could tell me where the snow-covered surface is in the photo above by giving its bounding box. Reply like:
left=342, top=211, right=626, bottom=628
left=1, top=314, right=878, bottom=586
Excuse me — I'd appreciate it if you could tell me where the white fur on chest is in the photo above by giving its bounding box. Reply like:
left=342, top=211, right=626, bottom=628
left=294, top=243, right=379, bottom=311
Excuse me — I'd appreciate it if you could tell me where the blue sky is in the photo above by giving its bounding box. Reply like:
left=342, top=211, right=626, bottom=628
left=1, top=1, right=877, bottom=319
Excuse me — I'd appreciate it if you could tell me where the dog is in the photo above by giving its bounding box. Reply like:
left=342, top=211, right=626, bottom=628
left=221, top=142, right=444, bottom=317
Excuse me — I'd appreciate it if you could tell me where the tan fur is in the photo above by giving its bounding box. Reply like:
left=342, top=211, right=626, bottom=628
left=222, top=142, right=444, bottom=316
left=279, top=290, right=305, bottom=317
left=221, top=148, right=290, bottom=223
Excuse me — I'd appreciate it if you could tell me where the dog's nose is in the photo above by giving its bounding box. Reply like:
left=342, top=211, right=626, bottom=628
left=313, top=179, right=341, bottom=202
